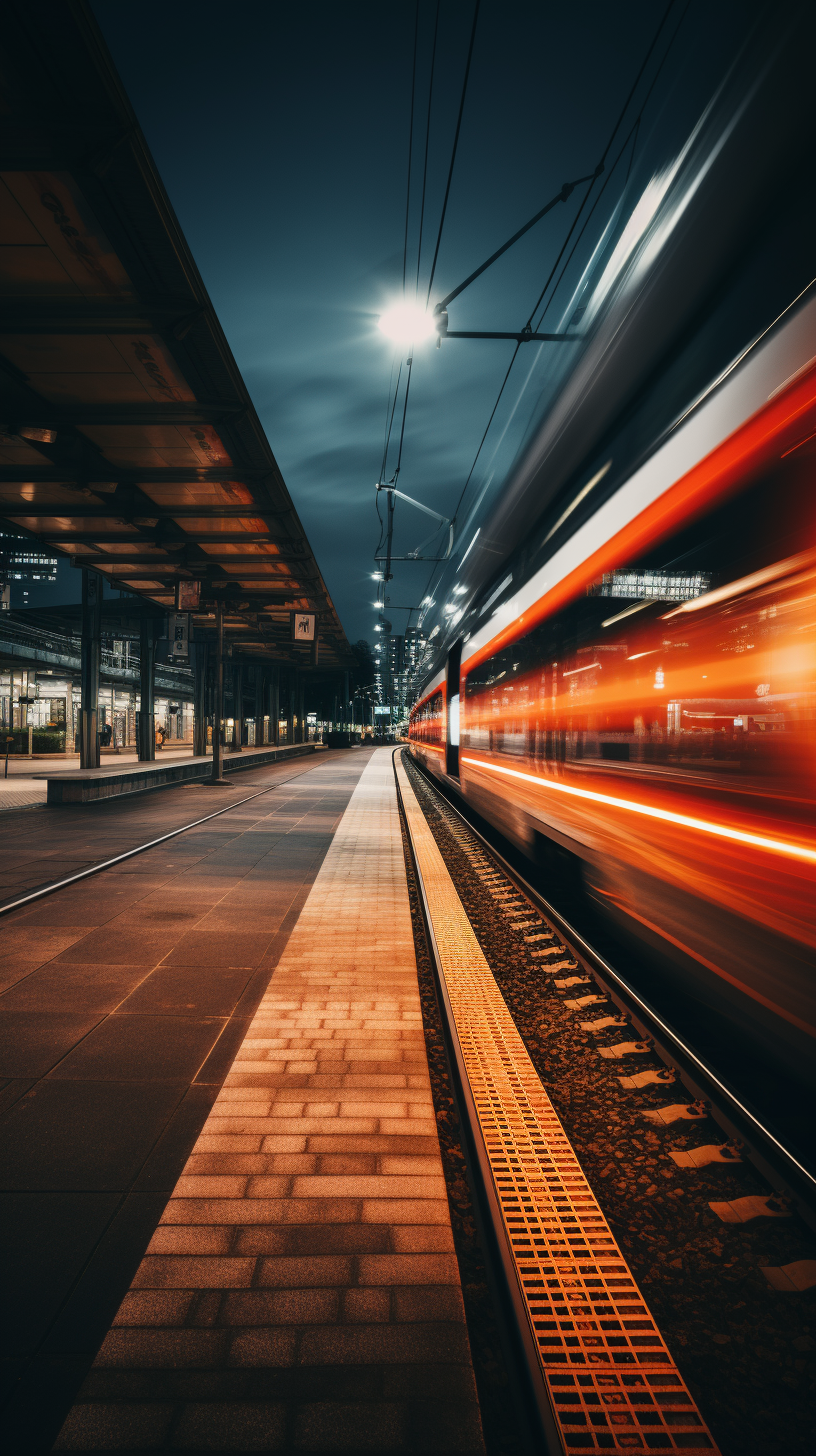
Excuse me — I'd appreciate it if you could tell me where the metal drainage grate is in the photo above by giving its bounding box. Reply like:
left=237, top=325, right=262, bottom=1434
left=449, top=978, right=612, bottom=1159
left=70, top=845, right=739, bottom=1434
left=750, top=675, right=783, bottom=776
left=396, top=755, right=719, bottom=1454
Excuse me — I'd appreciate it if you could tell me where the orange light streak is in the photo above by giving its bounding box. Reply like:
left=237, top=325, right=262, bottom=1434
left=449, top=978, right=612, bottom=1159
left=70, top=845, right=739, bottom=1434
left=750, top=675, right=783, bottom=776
left=461, top=360, right=816, bottom=682
left=594, top=885, right=816, bottom=1037
left=662, top=549, right=816, bottom=618
left=461, top=756, right=816, bottom=864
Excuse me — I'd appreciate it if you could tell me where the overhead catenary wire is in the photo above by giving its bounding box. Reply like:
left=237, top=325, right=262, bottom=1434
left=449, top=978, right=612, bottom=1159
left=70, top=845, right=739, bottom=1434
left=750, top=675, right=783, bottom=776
left=383, top=0, right=481, bottom=561
left=378, top=1, right=437, bottom=512
left=533, top=0, right=689, bottom=334
left=524, top=0, right=677, bottom=332
left=379, top=356, right=404, bottom=488
left=400, top=1, right=682, bottom=669
left=425, top=0, right=481, bottom=307
left=416, top=0, right=680, bottom=624
left=415, top=0, right=440, bottom=295
left=402, top=0, right=420, bottom=295
left=379, top=353, right=399, bottom=480
left=377, top=0, right=420, bottom=560
left=389, top=0, right=440, bottom=492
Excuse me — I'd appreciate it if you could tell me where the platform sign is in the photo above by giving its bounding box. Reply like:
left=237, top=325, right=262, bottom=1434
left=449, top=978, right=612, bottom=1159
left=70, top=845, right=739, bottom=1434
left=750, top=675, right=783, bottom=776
left=169, top=612, right=189, bottom=660
left=176, top=580, right=200, bottom=610
left=291, top=612, right=316, bottom=642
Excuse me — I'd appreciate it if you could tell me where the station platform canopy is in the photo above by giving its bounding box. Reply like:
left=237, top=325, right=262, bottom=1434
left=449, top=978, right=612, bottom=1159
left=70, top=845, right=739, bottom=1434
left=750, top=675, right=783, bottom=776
left=0, top=0, right=353, bottom=672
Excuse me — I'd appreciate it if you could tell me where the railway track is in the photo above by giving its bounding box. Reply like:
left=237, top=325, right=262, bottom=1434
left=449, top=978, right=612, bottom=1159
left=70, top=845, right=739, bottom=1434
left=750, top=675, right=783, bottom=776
left=1, top=745, right=811, bottom=1451
left=403, top=757, right=816, bottom=1227
left=0, top=754, right=337, bottom=920
left=395, top=747, right=816, bottom=1456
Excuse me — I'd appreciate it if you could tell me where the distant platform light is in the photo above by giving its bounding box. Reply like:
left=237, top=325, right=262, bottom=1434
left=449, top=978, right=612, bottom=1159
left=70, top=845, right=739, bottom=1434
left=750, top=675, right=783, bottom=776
left=377, top=303, right=437, bottom=345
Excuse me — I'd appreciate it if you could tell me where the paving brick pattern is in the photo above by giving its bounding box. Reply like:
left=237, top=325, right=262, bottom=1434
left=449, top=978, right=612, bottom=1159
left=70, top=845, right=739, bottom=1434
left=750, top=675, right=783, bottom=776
left=0, top=776, right=48, bottom=812
left=0, top=751, right=370, bottom=1450
left=54, top=750, right=484, bottom=1453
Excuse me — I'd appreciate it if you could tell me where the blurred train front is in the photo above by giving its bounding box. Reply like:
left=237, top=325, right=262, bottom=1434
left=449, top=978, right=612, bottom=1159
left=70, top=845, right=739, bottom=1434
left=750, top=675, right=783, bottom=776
left=408, top=9, right=816, bottom=1095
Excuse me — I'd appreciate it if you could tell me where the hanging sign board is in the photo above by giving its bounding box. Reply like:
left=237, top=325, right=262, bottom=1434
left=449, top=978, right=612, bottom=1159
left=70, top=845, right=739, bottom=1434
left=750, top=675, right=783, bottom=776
left=176, top=580, right=201, bottom=610
left=169, top=612, right=190, bottom=660
left=291, top=612, right=316, bottom=642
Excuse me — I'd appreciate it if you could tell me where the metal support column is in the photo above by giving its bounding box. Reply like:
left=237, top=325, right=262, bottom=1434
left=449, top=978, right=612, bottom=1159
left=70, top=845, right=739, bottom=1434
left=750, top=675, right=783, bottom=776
left=271, top=667, right=280, bottom=744
left=286, top=669, right=295, bottom=745
left=80, top=568, right=102, bottom=769
left=193, top=642, right=208, bottom=757
left=232, top=660, right=243, bottom=750
left=298, top=675, right=306, bottom=743
left=137, top=615, right=156, bottom=762
left=209, top=600, right=228, bottom=785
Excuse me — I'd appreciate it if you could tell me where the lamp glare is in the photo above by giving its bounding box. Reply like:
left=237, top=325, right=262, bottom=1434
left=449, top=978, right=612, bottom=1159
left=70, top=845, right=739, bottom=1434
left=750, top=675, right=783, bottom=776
left=377, top=303, right=437, bottom=345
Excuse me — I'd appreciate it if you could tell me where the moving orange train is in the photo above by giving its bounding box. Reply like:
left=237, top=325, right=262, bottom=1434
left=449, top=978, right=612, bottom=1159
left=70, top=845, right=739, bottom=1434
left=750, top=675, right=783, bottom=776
left=409, top=14, right=816, bottom=1092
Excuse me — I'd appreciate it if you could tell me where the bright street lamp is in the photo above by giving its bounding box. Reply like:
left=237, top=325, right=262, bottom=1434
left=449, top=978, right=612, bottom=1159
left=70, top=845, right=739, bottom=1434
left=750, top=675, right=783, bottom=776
left=377, top=302, right=437, bottom=345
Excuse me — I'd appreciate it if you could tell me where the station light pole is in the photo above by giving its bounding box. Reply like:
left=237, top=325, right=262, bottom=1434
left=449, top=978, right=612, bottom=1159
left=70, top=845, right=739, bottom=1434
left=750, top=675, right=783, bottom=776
left=80, top=567, right=102, bottom=769
left=208, top=598, right=229, bottom=785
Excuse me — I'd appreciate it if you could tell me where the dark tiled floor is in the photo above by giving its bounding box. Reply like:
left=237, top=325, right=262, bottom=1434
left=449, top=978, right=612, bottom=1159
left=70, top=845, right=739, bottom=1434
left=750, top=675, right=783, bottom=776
left=0, top=1079, right=190, bottom=1189
left=0, top=749, right=373, bottom=1451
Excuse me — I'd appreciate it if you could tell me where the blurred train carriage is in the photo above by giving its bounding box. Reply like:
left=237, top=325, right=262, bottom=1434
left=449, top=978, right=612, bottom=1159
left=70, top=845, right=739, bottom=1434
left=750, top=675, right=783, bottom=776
left=408, top=8, right=816, bottom=1091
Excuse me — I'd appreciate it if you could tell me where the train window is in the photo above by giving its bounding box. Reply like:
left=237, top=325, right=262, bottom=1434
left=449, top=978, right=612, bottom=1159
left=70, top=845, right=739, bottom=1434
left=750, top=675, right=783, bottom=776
left=409, top=687, right=443, bottom=747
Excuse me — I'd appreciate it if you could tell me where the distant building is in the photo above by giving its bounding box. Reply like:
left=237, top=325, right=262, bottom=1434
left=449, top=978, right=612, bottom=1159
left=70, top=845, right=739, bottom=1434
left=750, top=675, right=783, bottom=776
left=0, top=534, right=58, bottom=610
left=380, top=628, right=426, bottom=716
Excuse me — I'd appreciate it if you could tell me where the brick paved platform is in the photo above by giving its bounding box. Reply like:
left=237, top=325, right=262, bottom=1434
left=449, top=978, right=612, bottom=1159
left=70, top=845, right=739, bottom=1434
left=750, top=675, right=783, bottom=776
left=52, top=750, right=484, bottom=1454
left=0, top=749, right=374, bottom=1450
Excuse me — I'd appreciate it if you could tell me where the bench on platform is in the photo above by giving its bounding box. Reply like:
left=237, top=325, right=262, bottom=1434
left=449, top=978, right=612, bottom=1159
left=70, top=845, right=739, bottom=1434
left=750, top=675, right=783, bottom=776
left=34, top=742, right=323, bottom=804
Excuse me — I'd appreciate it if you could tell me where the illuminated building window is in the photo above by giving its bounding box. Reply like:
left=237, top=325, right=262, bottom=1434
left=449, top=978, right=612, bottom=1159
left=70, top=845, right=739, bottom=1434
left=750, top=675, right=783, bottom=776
left=591, top=569, right=711, bottom=601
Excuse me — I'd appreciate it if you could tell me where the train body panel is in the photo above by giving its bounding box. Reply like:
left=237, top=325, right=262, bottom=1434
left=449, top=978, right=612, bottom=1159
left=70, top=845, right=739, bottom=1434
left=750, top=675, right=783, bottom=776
left=406, top=15, right=816, bottom=1091
left=409, top=292, right=816, bottom=1089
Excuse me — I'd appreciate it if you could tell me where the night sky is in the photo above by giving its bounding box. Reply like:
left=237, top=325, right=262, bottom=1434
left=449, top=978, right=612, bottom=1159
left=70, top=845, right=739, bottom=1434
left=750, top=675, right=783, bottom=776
left=54, top=0, right=753, bottom=647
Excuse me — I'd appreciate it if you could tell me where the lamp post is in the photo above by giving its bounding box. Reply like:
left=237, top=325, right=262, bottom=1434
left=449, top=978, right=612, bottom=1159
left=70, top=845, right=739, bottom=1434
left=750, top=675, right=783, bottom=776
left=208, top=598, right=229, bottom=785
left=80, top=568, right=102, bottom=769
left=377, top=170, right=603, bottom=354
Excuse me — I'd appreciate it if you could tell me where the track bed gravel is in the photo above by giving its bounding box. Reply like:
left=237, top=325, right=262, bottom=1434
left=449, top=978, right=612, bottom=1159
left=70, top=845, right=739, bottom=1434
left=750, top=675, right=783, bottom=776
left=404, top=754, right=815, bottom=1456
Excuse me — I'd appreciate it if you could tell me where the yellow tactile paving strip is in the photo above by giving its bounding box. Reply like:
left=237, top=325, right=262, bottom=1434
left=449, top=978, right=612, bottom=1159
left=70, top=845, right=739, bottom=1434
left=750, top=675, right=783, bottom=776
left=396, top=753, right=719, bottom=1455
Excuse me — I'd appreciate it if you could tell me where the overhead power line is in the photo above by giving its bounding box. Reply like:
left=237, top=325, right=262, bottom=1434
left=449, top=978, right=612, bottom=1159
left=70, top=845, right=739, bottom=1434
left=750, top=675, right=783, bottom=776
left=415, top=0, right=680, bottom=625
left=402, top=1, right=419, bottom=295
left=386, top=2, right=480, bottom=497
left=415, top=0, right=441, bottom=294
left=525, top=0, right=677, bottom=331
left=534, top=0, right=690, bottom=333
left=425, top=0, right=481, bottom=306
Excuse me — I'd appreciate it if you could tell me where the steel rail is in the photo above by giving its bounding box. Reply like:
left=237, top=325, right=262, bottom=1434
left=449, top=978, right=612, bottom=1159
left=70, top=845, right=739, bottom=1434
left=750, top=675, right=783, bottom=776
left=0, top=751, right=327, bottom=921
left=407, top=753, right=816, bottom=1226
